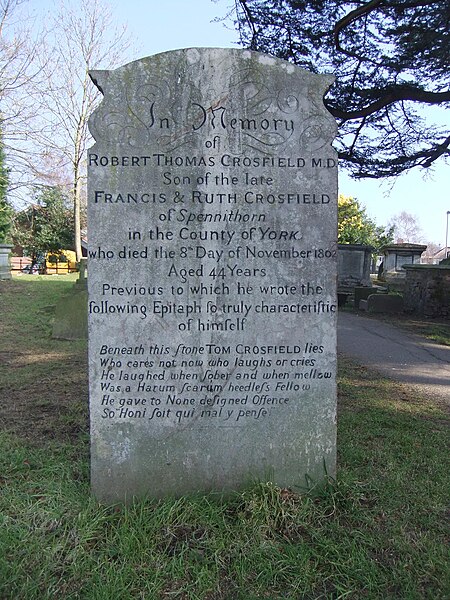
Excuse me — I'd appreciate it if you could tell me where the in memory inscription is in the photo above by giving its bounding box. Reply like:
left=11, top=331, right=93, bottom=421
left=87, top=48, right=337, bottom=502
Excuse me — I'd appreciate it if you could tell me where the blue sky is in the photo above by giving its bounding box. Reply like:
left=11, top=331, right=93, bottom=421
left=36, top=0, right=450, bottom=246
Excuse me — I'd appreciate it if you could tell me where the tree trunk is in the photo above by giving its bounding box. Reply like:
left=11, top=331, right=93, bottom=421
left=74, top=178, right=82, bottom=262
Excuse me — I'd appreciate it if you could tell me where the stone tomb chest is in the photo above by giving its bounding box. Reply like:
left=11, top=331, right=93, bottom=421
left=381, top=243, right=427, bottom=277
left=337, top=244, right=373, bottom=288
left=87, top=49, right=338, bottom=502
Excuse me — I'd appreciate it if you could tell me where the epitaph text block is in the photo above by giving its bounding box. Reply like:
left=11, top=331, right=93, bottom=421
left=87, top=48, right=337, bottom=502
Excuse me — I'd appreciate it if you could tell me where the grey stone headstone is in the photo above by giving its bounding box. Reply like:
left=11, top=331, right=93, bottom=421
left=87, top=48, right=337, bottom=502
left=0, top=244, right=13, bottom=280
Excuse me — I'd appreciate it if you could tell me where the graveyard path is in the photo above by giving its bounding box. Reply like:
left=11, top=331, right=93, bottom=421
left=337, top=312, right=450, bottom=405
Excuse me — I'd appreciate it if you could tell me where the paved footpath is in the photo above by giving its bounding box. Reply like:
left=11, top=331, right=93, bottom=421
left=337, top=312, right=450, bottom=405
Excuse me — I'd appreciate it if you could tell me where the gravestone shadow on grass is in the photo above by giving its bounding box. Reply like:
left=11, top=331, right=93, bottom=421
left=52, top=261, right=88, bottom=340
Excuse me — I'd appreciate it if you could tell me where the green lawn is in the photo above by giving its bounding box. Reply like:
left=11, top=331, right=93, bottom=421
left=363, top=312, right=450, bottom=346
left=0, top=276, right=448, bottom=599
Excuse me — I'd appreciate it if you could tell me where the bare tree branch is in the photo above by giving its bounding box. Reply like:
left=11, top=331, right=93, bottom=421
left=329, top=88, right=450, bottom=121
left=33, top=0, right=133, bottom=260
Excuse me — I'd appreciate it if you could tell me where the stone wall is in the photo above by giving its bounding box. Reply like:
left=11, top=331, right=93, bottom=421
left=403, top=265, right=450, bottom=318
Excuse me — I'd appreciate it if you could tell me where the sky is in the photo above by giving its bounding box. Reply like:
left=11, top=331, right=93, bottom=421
left=34, top=0, right=450, bottom=247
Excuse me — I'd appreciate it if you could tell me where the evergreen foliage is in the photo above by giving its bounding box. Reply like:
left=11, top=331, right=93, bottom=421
left=338, top=194, right=393, bottom=249
left=234, top=0, right=450, bottom=178
left=12, top=185, right=75, bottom=263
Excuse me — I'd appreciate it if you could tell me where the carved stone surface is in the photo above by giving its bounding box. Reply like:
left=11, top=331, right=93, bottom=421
left=338, top=244, right=374, bottom=289
left=403, top=265, right=450, bottom=317
left=87, top=48, right=337, bottom=502
left=0, top=245, right=13, bottom=280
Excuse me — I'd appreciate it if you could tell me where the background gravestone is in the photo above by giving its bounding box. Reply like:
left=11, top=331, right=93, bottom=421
left=87, top=48, right=337, bottom=502
left=0, top=244, right=13, bottom=280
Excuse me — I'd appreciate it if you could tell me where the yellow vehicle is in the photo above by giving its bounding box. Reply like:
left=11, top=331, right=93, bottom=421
left=45, top=250, right=77, bottom=274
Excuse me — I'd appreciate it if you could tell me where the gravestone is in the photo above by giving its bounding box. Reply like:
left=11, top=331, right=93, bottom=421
left=337, top=244, right=373, bottom=288
left=87, top=48, right=337, bottom=502
left=0, top=244, right=13, bottom=280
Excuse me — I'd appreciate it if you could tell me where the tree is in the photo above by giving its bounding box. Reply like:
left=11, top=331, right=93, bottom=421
left=34, top=0, right=132, bottom=262
left=12, top=185, right=74, bottom=265
left=0, top=0, right=47, bottom=193
left=388, top=211, right=423, bottom=243
left=421, top=241, right=440, bottom=262
left=0, top=126, right=13, bottom=242
left=338, top=194, right=393, bottom=249
left=232, top=0, right=450, bottom=179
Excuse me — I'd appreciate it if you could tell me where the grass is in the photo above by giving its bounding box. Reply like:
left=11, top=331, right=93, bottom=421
left=360, top=312, right=450, bottom=347
left=343, top=285, right=450, bottom=346
left=388, top=317, right=450, bottom=346
left=341, top=307, right=450, bottom=347
left=0, top=275, right=449, bottom=599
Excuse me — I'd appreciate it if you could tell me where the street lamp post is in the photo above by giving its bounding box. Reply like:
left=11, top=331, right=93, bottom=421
left=446, top=211, right=450, bottom=260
